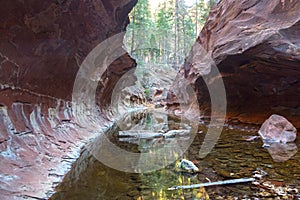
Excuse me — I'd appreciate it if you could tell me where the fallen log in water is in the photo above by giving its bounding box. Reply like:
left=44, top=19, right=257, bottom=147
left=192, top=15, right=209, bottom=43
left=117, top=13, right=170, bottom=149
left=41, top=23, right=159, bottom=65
left=118, top=130, right=163, bottom=138
left=168, top=178, right=255, bottom=190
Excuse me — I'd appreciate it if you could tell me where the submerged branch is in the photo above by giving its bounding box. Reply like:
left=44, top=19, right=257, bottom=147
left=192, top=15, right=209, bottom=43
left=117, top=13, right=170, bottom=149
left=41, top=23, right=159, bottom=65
left=168, top=178, right=255, bottom=190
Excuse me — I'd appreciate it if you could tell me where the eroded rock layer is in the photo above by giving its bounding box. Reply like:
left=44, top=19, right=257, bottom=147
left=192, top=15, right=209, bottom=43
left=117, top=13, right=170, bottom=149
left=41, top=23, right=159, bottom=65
left=0, top=0, right=137, bottom=199
left=170, top=0, right=300, bottom=127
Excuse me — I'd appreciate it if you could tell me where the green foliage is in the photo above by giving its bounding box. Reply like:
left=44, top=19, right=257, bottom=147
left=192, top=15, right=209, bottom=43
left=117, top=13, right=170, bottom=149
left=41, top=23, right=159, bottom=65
left=156, top=1, right=173, bottom=32
left=196, top=0, right=210, bottom=29
left=144, top=88, right=150, bottom=95
left=125, top=0, right=211, bottom=70
left=129, top=0, right=152, bottom=28
left=127, top=0, right=153, bottom=60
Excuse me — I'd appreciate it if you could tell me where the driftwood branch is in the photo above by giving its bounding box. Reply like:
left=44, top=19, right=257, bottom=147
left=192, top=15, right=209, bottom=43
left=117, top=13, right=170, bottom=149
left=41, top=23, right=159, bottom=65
left=168, top=178, right=255, bottom=190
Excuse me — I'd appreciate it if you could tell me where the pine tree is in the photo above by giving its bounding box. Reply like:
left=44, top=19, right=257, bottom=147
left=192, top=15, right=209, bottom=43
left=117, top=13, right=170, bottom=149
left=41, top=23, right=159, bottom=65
left=125, top=0, right=211, bottom=68
left=155, top=1, right=173, bottom=63
left=126, top=0, right=152, bottom=63
left=190, top=0, right=210, bottom=37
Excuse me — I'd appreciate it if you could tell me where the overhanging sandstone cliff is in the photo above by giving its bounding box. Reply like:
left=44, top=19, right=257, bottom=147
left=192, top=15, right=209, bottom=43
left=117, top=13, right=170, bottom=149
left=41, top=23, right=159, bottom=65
left=169, top=0, right=300, bottom=127
left=0, top=0, right=137, bottom=199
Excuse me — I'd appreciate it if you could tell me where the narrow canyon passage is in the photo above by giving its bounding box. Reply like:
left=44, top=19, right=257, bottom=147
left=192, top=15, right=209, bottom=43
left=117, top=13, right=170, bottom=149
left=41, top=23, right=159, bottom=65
left=0, top=0, right=299, bottom=199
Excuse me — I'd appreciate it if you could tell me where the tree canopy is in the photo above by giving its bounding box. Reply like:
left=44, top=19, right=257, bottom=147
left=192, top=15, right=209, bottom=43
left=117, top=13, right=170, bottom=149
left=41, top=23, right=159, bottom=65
left=125, top=0, right=212, bottom=68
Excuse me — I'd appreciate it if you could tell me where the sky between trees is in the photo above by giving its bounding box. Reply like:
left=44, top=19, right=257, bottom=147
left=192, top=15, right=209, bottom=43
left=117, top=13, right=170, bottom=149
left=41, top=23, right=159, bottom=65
left=149, top=0, right=203, bottom=12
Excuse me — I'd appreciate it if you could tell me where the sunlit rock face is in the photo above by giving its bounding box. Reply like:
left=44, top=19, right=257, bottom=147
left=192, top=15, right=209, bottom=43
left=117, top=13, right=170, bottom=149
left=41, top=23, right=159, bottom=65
left=170, top=0, right=300, bottom=127
left=0, top=0, right=137, bottom=199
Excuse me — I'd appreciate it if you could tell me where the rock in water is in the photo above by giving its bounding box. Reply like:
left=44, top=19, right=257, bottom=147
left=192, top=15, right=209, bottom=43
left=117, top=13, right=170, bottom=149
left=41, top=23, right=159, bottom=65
left=177, top=159, right=199, bottom=172
left=259, top=114, right=297, bottom=143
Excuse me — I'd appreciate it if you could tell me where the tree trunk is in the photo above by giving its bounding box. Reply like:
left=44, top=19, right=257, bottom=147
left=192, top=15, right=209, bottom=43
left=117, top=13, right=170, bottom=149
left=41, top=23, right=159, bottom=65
left=195, top=0, right=198, bottom=36
left=130, top=10, right=135, bottom=54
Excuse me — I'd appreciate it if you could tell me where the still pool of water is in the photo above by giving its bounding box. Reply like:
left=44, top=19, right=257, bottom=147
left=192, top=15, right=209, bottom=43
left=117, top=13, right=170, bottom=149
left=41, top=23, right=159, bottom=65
left=50, top=111, right=300, bottom=199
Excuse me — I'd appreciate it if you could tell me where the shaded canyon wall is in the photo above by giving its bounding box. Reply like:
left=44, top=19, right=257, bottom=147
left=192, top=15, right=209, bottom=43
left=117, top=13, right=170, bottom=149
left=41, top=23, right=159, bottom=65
left=0, top=0, right=137, bottom=199
left=170, top=0, right=300, bottom=127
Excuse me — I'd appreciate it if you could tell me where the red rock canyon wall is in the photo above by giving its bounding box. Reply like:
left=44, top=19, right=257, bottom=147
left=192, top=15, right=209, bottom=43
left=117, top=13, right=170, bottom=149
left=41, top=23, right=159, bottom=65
left=0, top=0, right=137, bottom=199
left=170, top=0, right=300, bottom=127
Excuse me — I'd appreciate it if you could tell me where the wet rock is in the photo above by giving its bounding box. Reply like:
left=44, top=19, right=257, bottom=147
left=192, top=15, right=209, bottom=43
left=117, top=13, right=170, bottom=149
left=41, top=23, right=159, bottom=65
left=253, top=179, right=299, bottom=199
left=177, top=159, right=199, bottom=172
left=252, top=168, right=268, bottom=179
left=259, top=114, right=297, bottom=143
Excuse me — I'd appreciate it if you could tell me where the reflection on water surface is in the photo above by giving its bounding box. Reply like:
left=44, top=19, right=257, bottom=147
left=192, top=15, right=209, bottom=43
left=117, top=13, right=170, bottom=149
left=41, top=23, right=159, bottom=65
left=51, top=111, right=300, bottom=199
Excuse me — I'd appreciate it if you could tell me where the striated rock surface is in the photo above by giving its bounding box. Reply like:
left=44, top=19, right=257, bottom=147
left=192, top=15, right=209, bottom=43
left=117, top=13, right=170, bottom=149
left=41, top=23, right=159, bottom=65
left=169, top=0, right=300, bottom=127
left=0, top=0, right=137, bottom=199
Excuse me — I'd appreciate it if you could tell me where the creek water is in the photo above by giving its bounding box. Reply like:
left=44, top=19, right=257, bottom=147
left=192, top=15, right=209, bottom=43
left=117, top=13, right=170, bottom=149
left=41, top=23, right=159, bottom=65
left=50, top=110, right=300, bottom=199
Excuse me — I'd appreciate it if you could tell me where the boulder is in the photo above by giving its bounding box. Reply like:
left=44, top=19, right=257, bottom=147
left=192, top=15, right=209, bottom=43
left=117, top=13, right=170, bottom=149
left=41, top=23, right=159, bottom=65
left=258, top=114, right=297, bottom=143
left=177, top=159, right=199, bottom=172
left=169, top=0, right=300, bottom=127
